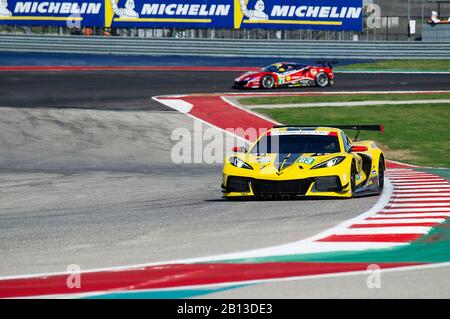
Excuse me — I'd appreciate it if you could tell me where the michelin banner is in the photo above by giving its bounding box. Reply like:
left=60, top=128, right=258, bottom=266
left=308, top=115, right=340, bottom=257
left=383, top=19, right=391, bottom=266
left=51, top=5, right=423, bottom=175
left=0, top=0, right=363, bottom=31
left=233, top=0, right=363, bottom=31
left=107, top=0, right=232, bottom=28
left=0, top=0, right=104, bottom=26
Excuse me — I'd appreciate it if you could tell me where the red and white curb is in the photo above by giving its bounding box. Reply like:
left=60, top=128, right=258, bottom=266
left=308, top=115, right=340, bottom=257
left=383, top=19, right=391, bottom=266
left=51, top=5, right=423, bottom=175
left=315, top=169, right=450, bottom=243
left=317, top=169, right=450, bottom=243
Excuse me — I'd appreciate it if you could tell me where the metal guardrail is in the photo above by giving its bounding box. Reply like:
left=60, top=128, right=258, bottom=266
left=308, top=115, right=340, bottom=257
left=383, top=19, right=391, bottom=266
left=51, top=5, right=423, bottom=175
left=1, top=34, right=450, bottom=59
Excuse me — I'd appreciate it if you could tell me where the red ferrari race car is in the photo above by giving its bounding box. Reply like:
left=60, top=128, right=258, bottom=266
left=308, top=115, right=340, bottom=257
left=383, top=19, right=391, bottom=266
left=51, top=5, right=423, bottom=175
left=233, top=62, right=334, bottom=89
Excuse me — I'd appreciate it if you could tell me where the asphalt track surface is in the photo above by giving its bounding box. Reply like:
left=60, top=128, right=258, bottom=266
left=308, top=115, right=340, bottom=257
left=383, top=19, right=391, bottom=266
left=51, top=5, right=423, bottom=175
left=0, top=70, right=449, bottom=297
left=2, top=71, right=450, bottom=110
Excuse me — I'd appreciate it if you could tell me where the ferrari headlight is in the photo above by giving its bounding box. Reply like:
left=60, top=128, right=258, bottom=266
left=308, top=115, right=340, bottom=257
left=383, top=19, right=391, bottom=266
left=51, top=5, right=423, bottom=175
left=311, top=156, right=345, bottom=169
left=230, top=156, right=253, bottom=170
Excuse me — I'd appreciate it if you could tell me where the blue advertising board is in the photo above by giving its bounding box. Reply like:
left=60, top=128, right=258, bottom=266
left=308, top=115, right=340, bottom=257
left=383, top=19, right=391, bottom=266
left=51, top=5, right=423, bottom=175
left=0, top=0, right=105, bottom=27
left=106, top=0, right=232, bottom=28
left=234, top=0, right=363, bottom=31
left=108, top=0, right=362, bottom=31
left=0, top=0, right=363, bottom=31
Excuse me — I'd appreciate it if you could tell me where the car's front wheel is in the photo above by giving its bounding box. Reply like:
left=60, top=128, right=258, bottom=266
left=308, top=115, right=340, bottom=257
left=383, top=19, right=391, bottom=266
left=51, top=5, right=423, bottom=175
left=261, top=75, right=275, bottom=89
left=315, top=72, right=329, bottom=87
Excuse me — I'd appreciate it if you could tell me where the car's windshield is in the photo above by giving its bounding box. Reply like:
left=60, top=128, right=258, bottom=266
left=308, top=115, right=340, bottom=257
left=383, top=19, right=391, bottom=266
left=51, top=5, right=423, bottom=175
left=261, top=64, right=281, bottom=72
left=250, top=134, right=340, bottom=155
left=261, top=63, right=306, bottom=73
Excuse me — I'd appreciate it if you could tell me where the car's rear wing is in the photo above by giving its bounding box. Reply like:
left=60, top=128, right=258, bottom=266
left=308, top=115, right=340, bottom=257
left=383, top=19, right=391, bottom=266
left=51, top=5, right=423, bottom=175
left=273, top=125, right=384, bottom=132
left=315, top=60, right=338, bottom=69
left=272, top=125, right=384, bottom=141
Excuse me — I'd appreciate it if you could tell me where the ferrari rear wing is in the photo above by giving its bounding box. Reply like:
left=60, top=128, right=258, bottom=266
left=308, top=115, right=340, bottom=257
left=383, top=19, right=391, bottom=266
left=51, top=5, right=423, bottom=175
left=272, top=125, right=384, bottom=132
left=315, top=60, right=338, bottom=69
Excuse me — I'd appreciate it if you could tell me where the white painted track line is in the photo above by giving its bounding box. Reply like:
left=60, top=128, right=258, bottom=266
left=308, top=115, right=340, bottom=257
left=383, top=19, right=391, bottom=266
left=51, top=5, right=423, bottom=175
left=358, top=218, right=446, bottom=224
left=395, top=185, right=450, bottom=189
left=335, top=227, right=432, bottom=235
left=391, top=179, right=445, bottom=182
left=393, top=198, right=450, bottom=202
left=249, top=99, right=450, bottom=109
left=390, top=203, right=450, bottom=208
left=382, top=208, right=450, bottom=213
left=394, top=189, right=450, bottom=193
left=394, top=193, right=450, bottom=197
left=388, top=175, right=438, bottom=178
left=373, top=212, right=450, bottom=218
left=393, top=183, right=449, bottom=187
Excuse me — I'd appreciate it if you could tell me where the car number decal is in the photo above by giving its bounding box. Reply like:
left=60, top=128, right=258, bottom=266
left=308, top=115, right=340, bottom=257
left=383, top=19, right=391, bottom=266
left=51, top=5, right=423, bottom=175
left=257, top=157, right=271, bottom=164
left=298, top=157, right=315, bottom=165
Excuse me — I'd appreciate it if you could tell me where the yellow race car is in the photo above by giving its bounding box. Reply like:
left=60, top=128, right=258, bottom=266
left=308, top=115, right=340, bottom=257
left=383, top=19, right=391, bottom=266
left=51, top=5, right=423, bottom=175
left=222, top=125, right=385, bottom=199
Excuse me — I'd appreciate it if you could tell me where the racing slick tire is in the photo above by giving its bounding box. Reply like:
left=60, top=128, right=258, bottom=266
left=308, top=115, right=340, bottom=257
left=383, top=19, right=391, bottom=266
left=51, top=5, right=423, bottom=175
left=315, top=72, right=329, bottom=87
left=261, top=75, right=275, bottom=89
left=377, top=159, right=385, bottom=194
left=350, top=162, right=357, bottom=198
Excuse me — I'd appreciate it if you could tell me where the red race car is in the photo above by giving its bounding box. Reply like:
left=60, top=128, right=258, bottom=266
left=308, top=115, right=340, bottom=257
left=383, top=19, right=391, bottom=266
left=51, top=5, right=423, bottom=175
left=233, top=62, right=334, bottom=89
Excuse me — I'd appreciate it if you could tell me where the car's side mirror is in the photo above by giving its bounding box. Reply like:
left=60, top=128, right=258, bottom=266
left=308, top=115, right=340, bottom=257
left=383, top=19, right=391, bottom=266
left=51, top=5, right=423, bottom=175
left=232, top=146, right=247, bottom=153
left=349, top=145, right=368, bottom=152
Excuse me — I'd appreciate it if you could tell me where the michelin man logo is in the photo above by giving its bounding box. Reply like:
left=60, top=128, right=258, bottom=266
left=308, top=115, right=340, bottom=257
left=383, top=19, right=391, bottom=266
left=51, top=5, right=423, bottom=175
left=0, top=0, right=12, bottom=17
left=110, top=0, right=139, bottom=19
left=240, top=0, right=269, bottom=20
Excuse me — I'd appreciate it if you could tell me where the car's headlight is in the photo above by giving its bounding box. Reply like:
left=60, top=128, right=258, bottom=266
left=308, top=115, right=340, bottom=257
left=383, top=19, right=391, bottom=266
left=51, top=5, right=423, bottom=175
left=230, top=156, right=253, bottom=170
left=243, top=77, right=250, bottom=81
left=311, top=156, right=345, bottom=169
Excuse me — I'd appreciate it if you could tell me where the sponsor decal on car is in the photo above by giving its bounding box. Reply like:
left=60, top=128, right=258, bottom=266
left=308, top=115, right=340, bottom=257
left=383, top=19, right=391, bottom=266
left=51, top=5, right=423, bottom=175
left=297, top=157, right=316, bottom=165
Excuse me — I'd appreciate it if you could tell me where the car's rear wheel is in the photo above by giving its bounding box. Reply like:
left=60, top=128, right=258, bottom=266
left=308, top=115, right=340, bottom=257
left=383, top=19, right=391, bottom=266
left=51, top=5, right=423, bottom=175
left=350, top=163, right=357, bottom=198
left=315, top=72, right=329, bottom=87
left=261, top=75, right=275, bottom=89
left=377, top=159, right=385, bottom=194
